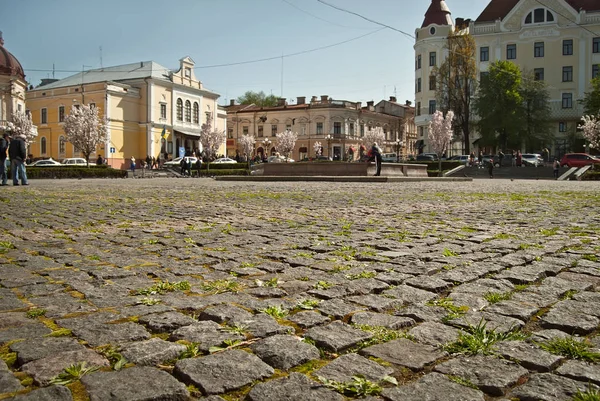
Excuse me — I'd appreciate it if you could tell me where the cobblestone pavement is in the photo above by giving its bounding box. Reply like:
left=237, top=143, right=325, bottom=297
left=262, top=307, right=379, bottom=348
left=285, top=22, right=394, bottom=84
left=1, top=178, right=599, bottom=401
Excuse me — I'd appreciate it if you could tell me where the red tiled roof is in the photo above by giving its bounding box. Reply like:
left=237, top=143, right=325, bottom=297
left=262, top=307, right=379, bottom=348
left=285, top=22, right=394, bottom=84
left=421, top=0, right=453, bottom=28
left=476, top=0, right=598, bottom=22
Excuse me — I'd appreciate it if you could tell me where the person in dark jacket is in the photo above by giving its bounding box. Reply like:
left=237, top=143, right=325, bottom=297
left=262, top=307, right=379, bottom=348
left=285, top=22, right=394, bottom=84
left=372, top=142, right=383, bottom=176
left=8, top=135, right=28, bottom=185
left=0, top=133, right=9, bottom=186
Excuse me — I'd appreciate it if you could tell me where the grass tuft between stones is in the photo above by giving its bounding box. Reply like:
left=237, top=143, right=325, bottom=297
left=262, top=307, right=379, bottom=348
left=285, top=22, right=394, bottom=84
left=537, top=337, right=600, bottom=363
left=573, top=385, right=600, bottom=401
left=443, top=319, right=527, bottom=356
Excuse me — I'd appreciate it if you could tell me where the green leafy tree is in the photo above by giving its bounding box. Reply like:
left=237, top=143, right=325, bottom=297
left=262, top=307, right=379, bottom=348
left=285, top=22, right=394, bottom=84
left=580, top=77, right=600, bottom=116
left=436, top=29, right=477, bottom=154
left=474, top=61, right=523, bottom=150
left=236, top=91, right=278, bottom=107
left=519, top=70, right=552, bottom=151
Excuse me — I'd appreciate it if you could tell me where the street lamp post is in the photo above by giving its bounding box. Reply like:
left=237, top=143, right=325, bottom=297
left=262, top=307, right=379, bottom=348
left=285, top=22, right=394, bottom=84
left=395, top=140, right=403, bottom=162
left=325, top=134, right=332, bottom=160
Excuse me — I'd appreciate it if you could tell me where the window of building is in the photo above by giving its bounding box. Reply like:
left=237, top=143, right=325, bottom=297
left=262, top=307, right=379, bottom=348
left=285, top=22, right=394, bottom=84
left=525, top=8, right=554, bottom=24
left=176, top=98, right=183, bottom=121
left=227, top=128, right=233, bottom=139
left=480, top=46, right=489, bottom=62
left=333, top=122, right=341, bottom=134
left=416, top=54, right=421, bottom=70
left=59, top=136, right=66, bottom=154
left=419, top=126, right=424, bottom=137
left=562, top=66, right=573, bottom=82
left=193, top=102, right=199, bottom=124
left=563, top=39, right=573, bottom=55
left=428, top=100, right=436, bottom=114
left=17, top=104, right=22, bottom=112
left=243, top=126, right=249, bottom=135
left=360, top=124, right=365, bottom=136
left=41, top=108, right=47, bottom=124
left=562, top=93, right=572, bottom=108
left=416, top=101, right=421, bottom=116
left=41, top=137, right=47, bottom=154
left=593, top=37, right=600, bottom=53
left=507, top=44, right=516, bottom=60
left=258, top=125, right=264, bottom=137
left=593, top=64, right=599, bottom=79
left=271, top=124, right=278, bottom=136
left=349, top=123, right=354, bottom=135
left=59, top=106, right=65, bottom=122
left=559, top=122, right=567, bottom=132
left=184, top=67, right=191, bottom=78
left=184, top=100, right=191, bottom=122
left=429, top=75, right=436, bottom=90
left=160, top=103, right=167, bottom=119
left=534, top=42, right=544, bottom=57
left=534, top=68, right=544, bottom=81
left=429, top=52, right=436, bottom=67
left=417, top=78, right=421, bottom=93
left=316, top=122, right=323, bottom=135
left=286, top=124, right=292, bottom=131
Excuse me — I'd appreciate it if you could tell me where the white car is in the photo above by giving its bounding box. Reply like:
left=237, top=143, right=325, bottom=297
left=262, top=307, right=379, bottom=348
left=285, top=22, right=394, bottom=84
left=521, top=153, right=544, bottom=167
left=213, top=157, right=237, bottom=164
left=61, top=158, right=88, bottom=166
left=267, top=156, right=294, bottom=163
left=164, top=156, right=198, bottom=166
left=28, top=159, right=63, bottom=167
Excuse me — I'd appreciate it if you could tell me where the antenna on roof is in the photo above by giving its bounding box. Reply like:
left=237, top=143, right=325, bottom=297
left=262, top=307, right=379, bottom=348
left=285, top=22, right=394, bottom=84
left=99, top=46, right=103, bottom=69
left=52, top=63, right=55, bottom=79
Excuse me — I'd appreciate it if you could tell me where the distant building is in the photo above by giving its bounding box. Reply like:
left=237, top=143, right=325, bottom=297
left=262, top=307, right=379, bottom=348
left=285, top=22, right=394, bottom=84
left=224, top=95, right=415, bottom=161
left=0, top=31, right=27, bottom=126
left=415, top=0, right=600, bottom=156
left=26, top=57, right=226, bottom=168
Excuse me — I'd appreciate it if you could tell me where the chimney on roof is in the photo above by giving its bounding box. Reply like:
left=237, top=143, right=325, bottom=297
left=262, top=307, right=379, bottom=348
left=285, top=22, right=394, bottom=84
left=366, top=101, right=374, bottom=111
left=455, top=17, right=465, bottom=28
left=277, top=98, right=286, bottom=106
left=356, top=102, right=361, bottom=110
left=321, top=95, right=329, bottom=102
left=405, top=100, right=412, bottom=106
left=389, top=96, right=397, bottom=102
left=39, top=78, right=59, bottom=87
left=230, top=99, right=236, bottom=106
left=297, top=96, right=306, bottom=105
left=311, top=96, right=318, bottom=103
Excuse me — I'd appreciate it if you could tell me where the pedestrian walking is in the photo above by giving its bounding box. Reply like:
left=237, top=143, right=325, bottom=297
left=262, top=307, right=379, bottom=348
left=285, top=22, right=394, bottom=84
left=8, top=134, right=28, bottom=185
left=96, top=154, right=104, bottom=165
left=196, top=157, right=203, bottom=177
left=372, top=142, right=383, bottom=176
left=0, top=133, right=9, bottom=186
left=488, top=157, right=494, bottom=178
left=130, top=156, right=136, bottom=176
left=553, top=159, right=560, bottom=179
left=498, top=150, right=505, bottom=168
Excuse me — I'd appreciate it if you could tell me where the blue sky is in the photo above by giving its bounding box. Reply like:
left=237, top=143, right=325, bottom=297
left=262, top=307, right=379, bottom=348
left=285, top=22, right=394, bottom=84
left=1, top=0, right=490, bottom=106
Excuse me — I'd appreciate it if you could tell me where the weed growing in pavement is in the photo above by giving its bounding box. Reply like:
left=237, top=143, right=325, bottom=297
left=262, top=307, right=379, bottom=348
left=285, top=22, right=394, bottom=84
left=135, top=280, right=190, bottom=295
left=260, top=305, right=288, bottom=319
left=582, top=254, right=598, bottom=262
left=319, top=375, right=397, bottom=397
left=331, top=265, right=350, bottom=273
left=443, top=319, right=527, bottom=355
left=427, top=298, right=468, bottom=322
left=97, top=345, right=128, bottom=371
left=179, top=343, right=202, bottom=359
left=46, top=328, right=72, bottom=337
left=221, top=323, right=247, bottom=336
left=184, top=237, right=195, bottom=245
left=384, top=231, right=409, bottom=242
left=345, top=271, right=376, bottom=280
left=442, top=248, right=459, bottom=257
left=137, top=297, right=161, bottom=306
left=296, top=299, right=320, bottom=310
left=573, top=385, right=600, bottom=401
left=447, top=375, right=479, bottom=390
left=560, top=290, right=578, bottom=300
left=514, top=284, right=531, bottom=292
left=26, top=308, right=46, bottom=318
left=202, top=280, right=244, bottom=294
left=314, top=281, right=334, bottom=290
left=537, top=337, right=600, bottom=363
left=49, top=362, right=100, bottom=385
left=263, top=278, right=279, bottom=287
left=295, top=252, right=313, bottom=258
left=484, top=291, right=513, bottom=304
left=353, top=325, right=413, bottom=349
left=239, top=262, right=257, bottom=268
left=540, top=227, right=559, bottom=236
left=0, top=241, right=15, bottom=254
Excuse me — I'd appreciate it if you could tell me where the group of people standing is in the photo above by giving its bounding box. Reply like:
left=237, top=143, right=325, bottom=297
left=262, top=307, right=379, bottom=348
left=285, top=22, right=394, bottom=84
left=0, top=132, right=29, bottom=186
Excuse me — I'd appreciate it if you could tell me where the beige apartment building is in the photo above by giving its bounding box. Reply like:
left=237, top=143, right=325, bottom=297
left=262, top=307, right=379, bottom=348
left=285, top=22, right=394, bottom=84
left=26, top=57, right=226, bottom=169
left=225, top=95, right=416, bottom=161
left=415, top=0, right=600, bottom=156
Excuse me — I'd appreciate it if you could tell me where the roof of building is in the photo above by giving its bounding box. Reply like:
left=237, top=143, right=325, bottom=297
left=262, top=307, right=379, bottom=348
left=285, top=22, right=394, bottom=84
left=475, top=0, right=598, bottom=22
left=0, top=32, right=25, bottom=80
left=33, top=61, right=172, bottom=90
left=421, top=0, right=453, bottom=28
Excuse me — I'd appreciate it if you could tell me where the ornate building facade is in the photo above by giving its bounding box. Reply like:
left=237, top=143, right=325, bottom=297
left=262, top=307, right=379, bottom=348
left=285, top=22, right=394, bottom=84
left=0, top=32, right=27, bottom=128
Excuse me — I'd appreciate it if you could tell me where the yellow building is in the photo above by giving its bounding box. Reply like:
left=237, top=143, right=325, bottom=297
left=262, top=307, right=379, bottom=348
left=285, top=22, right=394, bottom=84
left=26, top=57, right=226, bottom=169
left=225, top=95, right=415, bottom=161
left=415, top=0, right=600, bottom=156
left=0, top=32, right=28, bottom=128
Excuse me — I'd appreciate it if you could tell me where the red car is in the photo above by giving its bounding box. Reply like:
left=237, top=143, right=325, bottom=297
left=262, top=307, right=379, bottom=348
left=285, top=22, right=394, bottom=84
left=559, top=153, right=600, bottom=168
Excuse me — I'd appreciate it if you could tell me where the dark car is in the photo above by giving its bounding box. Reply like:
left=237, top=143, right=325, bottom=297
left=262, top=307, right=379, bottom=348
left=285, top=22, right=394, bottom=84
left=416, top=153, right=438, bottom=161
left=560, top=153, right=600, bottom=168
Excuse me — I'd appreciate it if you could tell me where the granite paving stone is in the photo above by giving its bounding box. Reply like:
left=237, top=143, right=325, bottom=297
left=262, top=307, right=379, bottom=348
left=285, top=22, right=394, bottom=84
left=250, top=334, right=320, bottom=369
left=382, top=372, right=486, bottom=401
left=382, top=284, right=437, bottom=305
left=22, top=348, right=110, bottom=385
left=174, top=349, right=273, bottom=395
left=305, top=320, right=373, bottom=352
left=556, top=359, right=600, bottom=385
left=0, top=358, right=23, bottom=393
left=360, top=338, right=445, bottom=371
left=119, top=337, right=187, bottom=366
left=317, top=298, right=366, bottom=319
left=169, top=321, right=246, bottom=352
left=56, top=318, right=151, bottom=347
left=495, top=341, right=563, bottom=372
left=315, top=353, right=394, bottom=383
left=350, top=311, right=415, bottom=329
left=287, top=311, right=331, bottom=328
left=81, top=366, right=189, bottom=401
left=247, top=372, right=344, bottom=401
left=8, top=385, right=73, bottom=401
left=137, top=311, right=196, bottom=332
left=10, top=337, right=86, bottom=366
left=408, top=321, right=460, bottom=346
left=509, top=372, right=596, bottom=401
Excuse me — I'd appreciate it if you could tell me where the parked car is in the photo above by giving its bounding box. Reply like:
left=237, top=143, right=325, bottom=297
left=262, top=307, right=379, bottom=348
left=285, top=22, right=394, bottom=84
left=416, top=153, right=438, bottom=161
left=560, top=153, right=600, bottom=168
left=213, top=157, right=237, bottom=164
left=164, top=156, right=198, bottom=166
left=521, top=153, right=544, bottom=167
left=381, top=153, right=398, bottom=162
left=60, top=158, right=88, bottom=166
left=28, top=159, right=63, bottom=167
left=450, top=155, right=471, bottom=165
left=266, top=156, right=294, bottom=163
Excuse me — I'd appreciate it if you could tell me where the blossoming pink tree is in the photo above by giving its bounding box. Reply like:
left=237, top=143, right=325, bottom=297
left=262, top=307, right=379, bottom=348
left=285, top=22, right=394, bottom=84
left=63, top=105, right=107, bottom=167
left=239, top=134, right=255, bottom=165
left=275, top=129, right=298, bottom=161
left=363, top=127, right=385, bottom=149
left=428, top=110, right=455, bottom=175
left=579, top=114, right=600, bottom=150
left=0, top=111, right=37, bottom=145
left=313, top=141, right=322, bottom=158
left=200, top=113, right=226, bottom=162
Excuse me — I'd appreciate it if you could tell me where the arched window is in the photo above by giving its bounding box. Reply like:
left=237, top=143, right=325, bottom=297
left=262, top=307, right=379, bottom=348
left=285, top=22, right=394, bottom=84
left=59, top=136, right=66, bottom=154
left=41, top=137, right=47, bottom=155
left=185, top=100, right=191, bottom=122
left=176, top=98, right=183, bottom=121
left=193, top=102, right=199, bottom=124
left=525, top=8, right=554, bottom=24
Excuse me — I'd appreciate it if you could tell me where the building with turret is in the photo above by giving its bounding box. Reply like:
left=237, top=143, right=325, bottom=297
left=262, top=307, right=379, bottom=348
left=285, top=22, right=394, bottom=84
left=415, top=0, right=600, bottom=157
left=0, top=31, right=27, bottom=126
